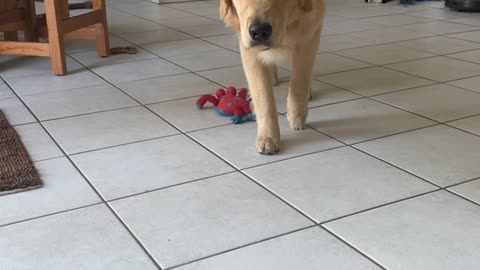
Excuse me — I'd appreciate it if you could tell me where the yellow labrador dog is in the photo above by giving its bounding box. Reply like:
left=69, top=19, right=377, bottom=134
left=220, top=0, right=325, bottom=155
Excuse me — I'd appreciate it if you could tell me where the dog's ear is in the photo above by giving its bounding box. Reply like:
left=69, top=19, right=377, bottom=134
left=219, top=0, right=240, bottom=31
left=219, top=0, right=233, bottom=19
left=299, top=0, right=313, bottom=12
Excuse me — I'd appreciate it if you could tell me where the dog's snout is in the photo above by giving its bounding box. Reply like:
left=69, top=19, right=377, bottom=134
left=249, top=22, right=272, bottom=43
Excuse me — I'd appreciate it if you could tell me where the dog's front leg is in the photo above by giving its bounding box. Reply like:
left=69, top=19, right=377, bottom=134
left=287, top=34, right=320, bottom=130
left=271, top=65, right=279, bottom=86
left=240, top=46, right=280, bottom=155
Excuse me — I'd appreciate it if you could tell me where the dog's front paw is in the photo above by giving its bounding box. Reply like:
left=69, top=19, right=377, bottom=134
left=256, top=136, right=280, bottom=155
left=287, top=111, right=307, bottom=130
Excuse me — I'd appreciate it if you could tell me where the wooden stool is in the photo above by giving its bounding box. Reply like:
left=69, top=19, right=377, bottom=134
left=0, top=0, right=110, bottom=75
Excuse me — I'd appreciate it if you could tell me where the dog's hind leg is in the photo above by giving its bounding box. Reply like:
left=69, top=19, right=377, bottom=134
left=287, top=32, right=320, bottom=130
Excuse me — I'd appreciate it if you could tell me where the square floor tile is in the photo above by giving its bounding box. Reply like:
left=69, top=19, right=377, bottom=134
left=0, top=81, right=14, bottom=100
left=357, top=125, right=480, bottom=186
left=117, top=73, right=220, bottom=104
left=447, top=76, right=480, bottom=93
left=0, top=204, right=158, bottom=270
left=359, top=14, right=432, bottom=26
left=92, top=59, right=188, bottom=83
left=14, top=123, right=63, bottom=161
left=245, top=147, right=435, bottom=223
left=337, top=44, right=434, bottom=65
left=394, top=36, right=480, bottom=55
left=308, top=98, right=434, bottom=144
left=5, top=69, right=106, bottom=96
left=448, top=30, right=480, bottom=42
left=155, top=15, right=219, bottom=28
left=317, top=67, right=434, bottom=96
left=189, top=117, right=342, bottom=169
left=327, top=7, right=391, bottom=19
left=70, top=46, right=158, bottom=67
left=149, top=97, right=232, bottom=132
left=401, top=21, right=478, bottom=35
left=109, top=20, right=167, bottom=34
left=274, top=80, right=361, bottom=113
left=0, top=56, right=83, bottom=78
left=350, top=28, right=434, bottom=43
left=176, top=23, right=234, bottom=37
left=407, top=8, right=467, bottom=20
left=120, top=5, right=193, bottom=20
left=22, top=85, right=138, bottom=121
left=322, top=20, right=381, bottom=35
left=279, top=53, right=372, bottom=76
left=197, top=66, right=290, bottom=88
left=0, top=98, right=35, bottom=125
left=319, top=34, right=379, bottom=52
left=166, top=48, right=241, bottom=72
left=448, top=49, right=480, bottom=64
left=141, top=38, right=222, bottom=58
left=110, top=173, right=312, bottom=269
left=374, top=84, right=480, bottom=122
left=449, top=179, right=480, bottom=204
left=72, top=135, right=233, bottom=200
left=44, top=107, right=178, bottom=154
left=183, top=6, right=219, bottom=16
left=0, top=158, right=100, bottom=226
left=177, top=227, right=381, bottom=270
left=448, top=115, right=480, bottom=136
left=325, top=191, right=480, bottom=270
left=117, top=28, right=191, bottom=45
left=65, top=35, right=131, bottom=54
left=448, top=16, right=480, bottom=27
left=386, top=56, right=480, bottom=82
left=202, top=34, right=240, bottom=52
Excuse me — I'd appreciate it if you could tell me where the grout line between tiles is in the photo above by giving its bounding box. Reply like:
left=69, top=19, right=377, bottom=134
left=106, top=171, right=236, bottom=203
left=67, top=133, right=181, bottom=156
left=319, top=225, right=389, bottom=270
left=0, top=202, right=103, bottom=229
left=166, top=225, right=318, bottom=270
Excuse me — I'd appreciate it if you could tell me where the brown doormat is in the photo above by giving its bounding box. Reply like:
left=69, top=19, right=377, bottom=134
left=0, top=110, right=42, bottom=196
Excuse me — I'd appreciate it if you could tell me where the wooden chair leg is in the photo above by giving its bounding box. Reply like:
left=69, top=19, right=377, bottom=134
left=92, top=0, right=110, bottom=57
left=44, top=0, right=67, bottom=75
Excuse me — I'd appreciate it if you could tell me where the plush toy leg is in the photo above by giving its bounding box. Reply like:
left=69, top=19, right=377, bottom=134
left=196, top=95, right=218, bottom=109
left=231, top=107, right=245, bottom=124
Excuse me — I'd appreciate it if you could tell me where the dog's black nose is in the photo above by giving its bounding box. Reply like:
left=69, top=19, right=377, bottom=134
left=249, top=22, right=272, bottom=43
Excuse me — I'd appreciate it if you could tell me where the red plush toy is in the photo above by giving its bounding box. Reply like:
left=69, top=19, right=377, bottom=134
left=196, top=87, right=254, bottom=124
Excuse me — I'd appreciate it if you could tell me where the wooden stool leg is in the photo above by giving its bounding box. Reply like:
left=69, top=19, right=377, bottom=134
left=44, top=0, right=67, bottom=75
left=93, top=0, right=110, bottom=57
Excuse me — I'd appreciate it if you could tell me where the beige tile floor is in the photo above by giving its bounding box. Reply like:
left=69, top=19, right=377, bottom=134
left=1, top=0, right=480, bottom=269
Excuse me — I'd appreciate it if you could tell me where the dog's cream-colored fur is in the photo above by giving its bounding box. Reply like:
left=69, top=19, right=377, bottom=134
left=220, top=0, right=325, bottom=154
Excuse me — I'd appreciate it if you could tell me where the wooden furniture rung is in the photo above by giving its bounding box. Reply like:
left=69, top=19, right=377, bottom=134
left=0, top=41, right=50, bottom=56
left=64, top=27, right=96, bottom=40
left=61, top=10, right=102, bottom=34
